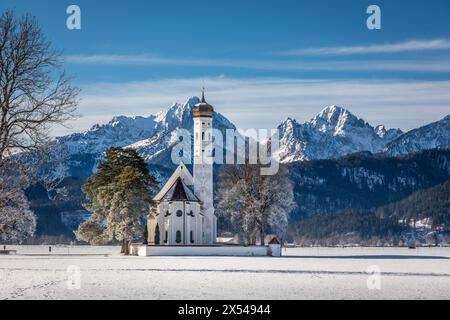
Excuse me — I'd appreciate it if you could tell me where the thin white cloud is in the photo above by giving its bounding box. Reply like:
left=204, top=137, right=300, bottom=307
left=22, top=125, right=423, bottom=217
left=65, top=54, right=450, bottom=73
left=276, top=39, right=450, bottom=56
left=52, top=77, right=450, bottom=137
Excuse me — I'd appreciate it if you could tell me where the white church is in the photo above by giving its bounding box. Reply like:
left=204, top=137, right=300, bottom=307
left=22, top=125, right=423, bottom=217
left=146, top=89, right=217, bottom=246
left=130, top=89, right=281, bottom=256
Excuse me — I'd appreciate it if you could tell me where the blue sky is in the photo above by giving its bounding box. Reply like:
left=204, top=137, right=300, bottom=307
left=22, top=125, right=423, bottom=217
left=1, top=0, right=450, bottom=135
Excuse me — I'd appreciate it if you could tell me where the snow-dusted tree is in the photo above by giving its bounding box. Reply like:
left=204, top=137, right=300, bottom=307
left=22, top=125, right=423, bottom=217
left=0, top=160, right=36, bottom=243
left=218, top=179, right=255, bottom=244
left=76, top=148, right=158, bottom=254
left=217, top=164, right=296, bottom=245
left=262, top=168, right=296, bottom=243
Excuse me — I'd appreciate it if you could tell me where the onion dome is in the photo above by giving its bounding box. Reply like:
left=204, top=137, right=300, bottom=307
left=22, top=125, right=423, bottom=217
left=193, top=87, right=214, bottom=118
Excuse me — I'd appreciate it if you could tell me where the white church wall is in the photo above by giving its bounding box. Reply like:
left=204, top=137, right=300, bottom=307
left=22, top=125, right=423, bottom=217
left=133, top=245, right=269, bottom=257
left=169, top=202, right=183, bottom=245
left=158, top=202, right=169, bottom=244
left=151, top=201, right=204, bottom=246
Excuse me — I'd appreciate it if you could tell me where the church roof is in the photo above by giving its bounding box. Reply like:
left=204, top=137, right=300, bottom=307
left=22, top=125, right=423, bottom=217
left=268, top=237, right=281, bottom=245
left=160, top=177, right=199, bottom=202
left=153, top=163, right=198, bottom=202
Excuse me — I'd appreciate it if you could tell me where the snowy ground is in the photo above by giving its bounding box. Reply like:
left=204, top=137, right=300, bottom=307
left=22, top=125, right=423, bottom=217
left=1, top=246, right=450, bottom=300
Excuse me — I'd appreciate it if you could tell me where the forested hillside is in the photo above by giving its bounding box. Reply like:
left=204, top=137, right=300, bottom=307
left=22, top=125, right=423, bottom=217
left=291, top=180, right=450, bottom=245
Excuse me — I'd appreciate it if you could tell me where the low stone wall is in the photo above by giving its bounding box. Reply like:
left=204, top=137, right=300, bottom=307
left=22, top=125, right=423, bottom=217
left=129, top=244, right=273, bottom=257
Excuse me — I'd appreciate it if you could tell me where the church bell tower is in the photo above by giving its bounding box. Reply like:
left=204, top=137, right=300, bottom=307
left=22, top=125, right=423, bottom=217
left=193, top=88, right=216, bottom=244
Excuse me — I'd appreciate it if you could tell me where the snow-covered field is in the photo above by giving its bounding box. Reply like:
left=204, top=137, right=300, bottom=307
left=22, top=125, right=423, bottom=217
left=1, top=246, right=450, bottom=300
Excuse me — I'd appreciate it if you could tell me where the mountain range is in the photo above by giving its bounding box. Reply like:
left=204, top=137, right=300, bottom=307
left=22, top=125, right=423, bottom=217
left=52, top=97, right=449, bottom=177
left=277, top=105, right=405, bottom=162
left=21, top=96, right=450, bottom=239
left=54, top=97, right=235, bottom=180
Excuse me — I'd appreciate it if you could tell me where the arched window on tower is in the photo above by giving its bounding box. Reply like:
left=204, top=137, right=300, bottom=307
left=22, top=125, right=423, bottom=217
left=190, top=230, right=194, bottom=244
left=176, top=231, right=182, bottom=244
left=202, top=132, right=205, bottom=140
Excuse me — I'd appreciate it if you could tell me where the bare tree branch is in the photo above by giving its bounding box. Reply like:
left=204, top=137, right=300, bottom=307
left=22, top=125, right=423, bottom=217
left=0, top=9, right=79, bottom=160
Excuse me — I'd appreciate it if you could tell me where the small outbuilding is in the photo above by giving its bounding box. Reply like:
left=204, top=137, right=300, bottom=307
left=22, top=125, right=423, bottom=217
left=268, top=237, right=282, bottom=257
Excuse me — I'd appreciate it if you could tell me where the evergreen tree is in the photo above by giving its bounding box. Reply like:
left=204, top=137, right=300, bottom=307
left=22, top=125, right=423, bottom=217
left=76, top=148, right=158, bottom=254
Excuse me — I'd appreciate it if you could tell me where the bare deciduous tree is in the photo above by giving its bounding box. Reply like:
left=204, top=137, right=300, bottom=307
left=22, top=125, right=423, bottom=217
left=0, top=9, right=79, bottom=160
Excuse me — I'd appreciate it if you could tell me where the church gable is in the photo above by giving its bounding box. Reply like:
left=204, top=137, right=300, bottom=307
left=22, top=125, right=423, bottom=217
left=160, top=177, right=199, bottom=202
left=153, top=163, right=194, bottom=201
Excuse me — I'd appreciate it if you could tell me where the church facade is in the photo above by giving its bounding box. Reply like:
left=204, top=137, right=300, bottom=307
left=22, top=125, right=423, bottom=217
left=147, top=90, right=217, bottom=245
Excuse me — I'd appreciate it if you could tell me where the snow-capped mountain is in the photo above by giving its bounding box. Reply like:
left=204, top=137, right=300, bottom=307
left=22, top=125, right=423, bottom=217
left=384, top=115, right=450, bottom=156
left=127, top=97, right=236, bottom=164
left=58, top=97, right=197, bottom=155
left=375, top=125, right=404, bottom=142
left=277, top=105, right=403, bottom=162
left=33, top=100, right=449, bottom=181
left=58, top=113, right=160, bottom=155
left=53, top=97, right=236, bottom=178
